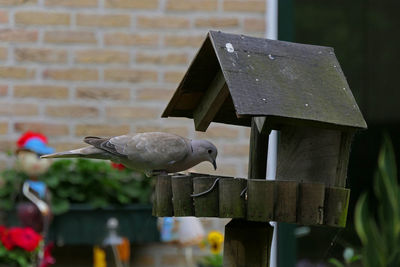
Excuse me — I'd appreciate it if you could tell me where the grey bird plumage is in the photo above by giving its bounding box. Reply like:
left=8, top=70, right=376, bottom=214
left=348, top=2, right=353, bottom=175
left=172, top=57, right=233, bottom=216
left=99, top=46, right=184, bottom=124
left=41, top=132, right=218, bottom=175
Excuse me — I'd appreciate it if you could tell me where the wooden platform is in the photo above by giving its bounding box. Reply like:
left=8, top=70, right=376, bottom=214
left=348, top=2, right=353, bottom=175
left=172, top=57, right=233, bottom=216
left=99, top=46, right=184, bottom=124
left=152, top=172, right=350, bottom=228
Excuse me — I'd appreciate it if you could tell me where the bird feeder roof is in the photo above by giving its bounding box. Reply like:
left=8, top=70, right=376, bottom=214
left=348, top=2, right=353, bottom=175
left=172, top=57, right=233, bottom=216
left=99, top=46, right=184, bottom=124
left=162, top=31, right=367, bottom=131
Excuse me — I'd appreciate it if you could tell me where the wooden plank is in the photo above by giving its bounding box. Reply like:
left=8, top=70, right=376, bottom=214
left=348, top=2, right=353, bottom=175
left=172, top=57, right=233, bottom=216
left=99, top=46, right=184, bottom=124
left=274, top=181, right=298, bottom=223
left=154, top=174, right=173, bottom=217
left=297, top=183, right=325, bottom=225
left=223, top=219, right=273, bottom=267
left=193, top=70, right=229, bottom=131
left=276, top=125, right=342, bottom=186
left=335, top=131, right=355, bottom=187
left=248, top=118, right=268, bottom=179
left=324, top=187, right=350, bottom=227
left=171, top=175, right=194, bottom=216
left=247, top=180, right=274, bottom=222
left=193, top=176, right=219, bottom=217
left=219, top=178, right=247, bottom=218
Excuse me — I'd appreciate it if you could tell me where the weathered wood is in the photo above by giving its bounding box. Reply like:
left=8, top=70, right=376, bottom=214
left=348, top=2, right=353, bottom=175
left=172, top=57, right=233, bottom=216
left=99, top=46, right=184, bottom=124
left=193, top=176, right=219, bottom=217
left=155, top=174, right=173, bottom=217
left=335, top=131, right=355, bottom=187
left=223, top=219, right=273, bottom=267
left=162, top=31, right=367, bottom=130
left=193, top=70, right=230, bottom=131
left=324, top=187, right=350, bottom=227
left=171, top=175, right=194, bottom=216
left=219, top=178, right=247, bottom=218
left=297, top=183, right=325, bottom=225
left=247, top=180, right=274, bottom=222
left=274, top=181, right=298, bottom=223
left=248, top=118, right=268, bottom=179
left=276, top=125, right=342, bottom=186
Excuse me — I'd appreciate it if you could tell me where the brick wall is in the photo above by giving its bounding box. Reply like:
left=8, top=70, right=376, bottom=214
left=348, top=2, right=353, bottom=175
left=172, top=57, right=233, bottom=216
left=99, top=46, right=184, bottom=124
left=1, top=0, right=267, bottom=265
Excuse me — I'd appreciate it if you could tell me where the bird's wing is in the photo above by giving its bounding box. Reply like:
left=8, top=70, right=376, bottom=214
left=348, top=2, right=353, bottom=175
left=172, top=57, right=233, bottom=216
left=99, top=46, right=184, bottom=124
left=83, top=135, right=130, bottom=158
left=124, top=132, right=190, bottom=167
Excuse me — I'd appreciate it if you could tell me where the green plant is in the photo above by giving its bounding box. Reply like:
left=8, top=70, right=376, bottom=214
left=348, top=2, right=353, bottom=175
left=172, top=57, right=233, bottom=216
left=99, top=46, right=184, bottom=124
left=198, top=231, right=223, bottom=267
left=354, top=136, right=400, bottom=266
left=328, top=247, right=361, bottom=267
left=0, top=159, right=153, bottom=215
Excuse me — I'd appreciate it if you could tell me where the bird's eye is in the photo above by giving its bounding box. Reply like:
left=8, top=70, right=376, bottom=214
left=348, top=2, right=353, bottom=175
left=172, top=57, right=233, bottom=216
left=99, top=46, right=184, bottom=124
left=208, top=149, right=212, bottom=154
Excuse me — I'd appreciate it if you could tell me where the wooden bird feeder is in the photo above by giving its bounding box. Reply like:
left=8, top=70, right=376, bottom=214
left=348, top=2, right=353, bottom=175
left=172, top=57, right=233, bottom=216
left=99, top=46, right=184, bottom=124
left=155, top=31, right=367, bottom=267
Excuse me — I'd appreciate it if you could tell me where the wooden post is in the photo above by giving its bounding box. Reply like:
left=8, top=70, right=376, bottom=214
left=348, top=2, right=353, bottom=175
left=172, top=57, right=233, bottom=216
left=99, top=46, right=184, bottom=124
left=219, top=178, right=246, bottom=218
left=193, top=176, right=219, bottom=217
left=223, top=119, right=273, bottom=267
left=154, top=174, right=173, bottom=217
left=171, top=175, right=194, bottom=216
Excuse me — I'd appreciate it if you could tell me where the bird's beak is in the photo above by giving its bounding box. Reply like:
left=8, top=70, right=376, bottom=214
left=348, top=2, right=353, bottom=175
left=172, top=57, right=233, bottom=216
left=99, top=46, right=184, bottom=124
left=212, top=159, right=217, bottom=170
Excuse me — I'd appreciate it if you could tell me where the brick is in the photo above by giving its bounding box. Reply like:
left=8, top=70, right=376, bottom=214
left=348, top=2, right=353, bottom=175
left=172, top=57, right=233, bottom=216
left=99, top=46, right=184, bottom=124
left=222, top=143, right=249, bottom=156
left=0, top=85, right=7, bottom=96
left=105, top=0, right=158, bottom=9
left=44, top=31, right=96, bottom=44
left=14, top=122, right=69, bottom=136
left=0, top=10, right=8, bottom=23
left=0, top=0, right=36, bottom=6
left=136, top=52, right=187, bottom=65
left=14, top=85, right=69, bottom=99
left=0, top=122, right=8, bottom=134
left=0, top=29, right=38, bottom=43
left=104, top=33, right=158, bottom=46
left=45, top=0, right=97, bottom=7
left=0, top=103, right=38, bottom=116
left=15, top=11, right=70, bottom=26
left=75, top=124, right=130, bottom=137
left=223, top=0, right=266, bottom=13
left=244, top=17, right=265, bottom=32
left=76, top=87, right=130, bottom=100
left=106, top=106, right=159, bottom=120
left=0, top=67, right=35, bottom=79
left=75, top=49, right=129, bottom=64
left=191, top=161, right=237, bottom=176
left=46, top=105, right=98, bottom=118
left=15, top=48, right=67, bottom=63
left=136, top=125, right=188, bottom=137
left=195, top=125, right=240, bottom=139
left=51, top=142, right=83, bottom=153
left=77, top=14, right=130, bottom=28
left=164, top=34, right=205, bottom=47
left=137, top=16, right=190, bottom=29
left=0, top=140, right=15, bottom=153
left=166, top=0, right=217, bottom=11
left=161, top=255, right=187, bottom=266
left=164, top=71, right=184, bottom=83
left=195, top=17, right=239, bottom=28
left=136, top=87, right=174, bottom=101
left=43, top=68, right=98, bottom=81
left=104, top=69, right=157, bottom=83
left=0, top=47, right=6, bottom=60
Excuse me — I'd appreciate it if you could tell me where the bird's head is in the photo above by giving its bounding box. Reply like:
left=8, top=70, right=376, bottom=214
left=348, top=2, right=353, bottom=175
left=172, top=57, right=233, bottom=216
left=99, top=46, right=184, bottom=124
left=192, top=139, right=218, bottom=170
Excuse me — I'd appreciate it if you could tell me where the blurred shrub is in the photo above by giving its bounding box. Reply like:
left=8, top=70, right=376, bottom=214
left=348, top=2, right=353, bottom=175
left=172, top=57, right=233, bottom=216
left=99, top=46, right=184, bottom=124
left=0, top=159, right=153, bottom=215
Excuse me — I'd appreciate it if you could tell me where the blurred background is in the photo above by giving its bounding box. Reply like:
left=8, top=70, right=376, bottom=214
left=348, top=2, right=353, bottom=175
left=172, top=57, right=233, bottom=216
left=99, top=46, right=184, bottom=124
left=0, top=0, right=399, bottom=266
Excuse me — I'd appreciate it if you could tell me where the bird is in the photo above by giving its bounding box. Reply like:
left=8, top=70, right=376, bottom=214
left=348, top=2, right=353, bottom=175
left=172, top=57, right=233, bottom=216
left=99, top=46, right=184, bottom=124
left=41, top=132, right=218, bottom=176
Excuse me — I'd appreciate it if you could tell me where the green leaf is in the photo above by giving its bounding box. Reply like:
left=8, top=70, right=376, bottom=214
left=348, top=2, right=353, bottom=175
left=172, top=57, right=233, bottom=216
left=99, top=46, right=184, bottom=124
left=328, top=258, right=344, bottom=267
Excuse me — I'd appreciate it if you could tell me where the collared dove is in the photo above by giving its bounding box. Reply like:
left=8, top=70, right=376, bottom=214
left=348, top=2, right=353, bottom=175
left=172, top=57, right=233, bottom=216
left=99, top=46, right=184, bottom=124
left=41, top=132, right=218, bottom=175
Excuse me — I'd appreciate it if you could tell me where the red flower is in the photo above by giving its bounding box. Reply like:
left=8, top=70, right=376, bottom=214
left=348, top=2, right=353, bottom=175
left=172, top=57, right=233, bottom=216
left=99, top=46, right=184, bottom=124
left=8, top=227, right=41, bottom=252
left=39, top=242, right=56, bottom=267
left=0, top=226, right=7, bottom=238
left=111, top=162, right=126, bottom=171
left=1, top=229, right=15, bottom=250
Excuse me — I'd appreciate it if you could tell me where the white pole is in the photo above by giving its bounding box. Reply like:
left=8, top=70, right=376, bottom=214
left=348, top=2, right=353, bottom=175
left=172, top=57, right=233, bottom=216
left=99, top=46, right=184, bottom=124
left=265, top=0, right=278, bottom=267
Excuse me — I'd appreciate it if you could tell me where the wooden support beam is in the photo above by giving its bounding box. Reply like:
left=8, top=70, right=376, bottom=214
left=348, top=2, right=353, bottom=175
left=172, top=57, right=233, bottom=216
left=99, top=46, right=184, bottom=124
left=171, top=175, right=194, bottom=216
left=223, top=219, right=273, bottom=267
left=154, top=174, right=173, bottom=217
left=193, top=70, right=229, bottom=131
left=248, top=119, right=269, bottom=179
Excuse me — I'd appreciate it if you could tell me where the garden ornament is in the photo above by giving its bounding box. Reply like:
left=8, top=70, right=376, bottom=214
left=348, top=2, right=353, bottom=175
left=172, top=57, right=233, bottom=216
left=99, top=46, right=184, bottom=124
left=42, top=132, right=218, bottom=176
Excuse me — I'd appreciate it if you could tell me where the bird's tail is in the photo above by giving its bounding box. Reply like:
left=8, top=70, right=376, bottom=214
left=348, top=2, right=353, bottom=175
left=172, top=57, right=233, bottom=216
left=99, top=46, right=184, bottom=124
left=40, top=146, right=110, bottom=160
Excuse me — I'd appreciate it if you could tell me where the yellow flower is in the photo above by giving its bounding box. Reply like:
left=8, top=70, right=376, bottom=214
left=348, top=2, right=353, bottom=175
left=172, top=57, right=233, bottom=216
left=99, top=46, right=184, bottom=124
left=207, top=231, right=223, bottom=254
left=93, top=246, right=106, bottom=267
